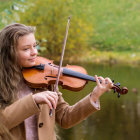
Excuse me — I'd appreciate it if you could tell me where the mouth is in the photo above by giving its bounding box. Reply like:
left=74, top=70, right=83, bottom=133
left=28, top=57, right=36, bottom=62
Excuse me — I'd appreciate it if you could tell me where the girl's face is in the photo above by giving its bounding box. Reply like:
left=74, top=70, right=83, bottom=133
left=17, top=33, right=38, bottom=67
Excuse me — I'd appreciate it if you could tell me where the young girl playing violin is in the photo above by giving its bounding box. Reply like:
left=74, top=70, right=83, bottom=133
left=0, top=23, right=113, bottom=140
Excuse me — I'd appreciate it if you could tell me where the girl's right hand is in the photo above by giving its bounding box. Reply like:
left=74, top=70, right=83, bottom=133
left=32, top=91, right=58, bottom=109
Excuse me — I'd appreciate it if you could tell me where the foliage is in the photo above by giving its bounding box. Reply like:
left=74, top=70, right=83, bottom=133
left=16, top=0, right=94, bottom=60
left=0, top=0, right=25, bottom=28
left=0, top=0, right=140, bottom=62
left=0, top=0, right=12, bottom=12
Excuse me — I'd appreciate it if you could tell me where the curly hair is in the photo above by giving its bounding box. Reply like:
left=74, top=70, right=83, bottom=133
left=0, top=23, right=35, bottom=108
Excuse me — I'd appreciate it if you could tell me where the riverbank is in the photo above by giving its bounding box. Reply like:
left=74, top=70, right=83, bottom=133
left=66, top=51, right=140, bottom=67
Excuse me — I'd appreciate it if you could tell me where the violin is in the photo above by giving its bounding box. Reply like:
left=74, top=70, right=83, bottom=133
left=22, top=56, right=128, bottom=98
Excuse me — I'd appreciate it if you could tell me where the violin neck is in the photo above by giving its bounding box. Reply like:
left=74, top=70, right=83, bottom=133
left=63, top=68, right=96, bottom=82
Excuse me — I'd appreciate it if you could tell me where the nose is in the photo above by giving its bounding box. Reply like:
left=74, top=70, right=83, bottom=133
left=31, top=46, right=38, bottom=56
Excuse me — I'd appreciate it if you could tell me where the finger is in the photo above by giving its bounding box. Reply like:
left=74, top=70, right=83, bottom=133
left=105, top=77, right=112, bottom=84
left=47, top=91, right=58, bottom=100
left=98, top=76, right=105, bottom=84
left=48, top=91, right=58, bottom=99
left=47, top=91, right=58, bottom=96
left=46, top=95, right=57, bottom=109
left=47, top=92, right=58, bottom=105
left=105, top=77, right=113, bottom=88
left=43, top=98, right=53, bottom=109
left=95, top=75, right=100, bottom=86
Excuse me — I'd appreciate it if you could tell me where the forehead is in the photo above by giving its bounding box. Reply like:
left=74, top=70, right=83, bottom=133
left=17, top=33, right=36, bottom=47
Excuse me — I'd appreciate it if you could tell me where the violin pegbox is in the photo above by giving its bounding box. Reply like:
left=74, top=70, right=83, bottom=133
left=112, top=80, right=128, bottom=98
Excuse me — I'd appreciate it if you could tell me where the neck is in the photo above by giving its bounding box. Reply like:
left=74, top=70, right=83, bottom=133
left=62, top=68, right=96, bottom=82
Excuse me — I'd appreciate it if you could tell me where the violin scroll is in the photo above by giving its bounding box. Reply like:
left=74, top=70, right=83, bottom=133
left=112, top=81, right=128, bottom=98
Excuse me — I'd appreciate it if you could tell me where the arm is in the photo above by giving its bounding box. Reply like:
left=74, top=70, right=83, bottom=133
left=55, top=93, right=100, bottom=129
left=1, top=94, right=40, bottom=130
left=55, top=75, right=113, bottom=129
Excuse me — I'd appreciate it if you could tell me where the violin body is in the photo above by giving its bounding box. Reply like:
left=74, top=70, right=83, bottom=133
left=23, top=56, right=88, bottom=91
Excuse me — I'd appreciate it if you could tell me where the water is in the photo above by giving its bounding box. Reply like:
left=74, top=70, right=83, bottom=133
left=58, top=63, right=140, bottom=140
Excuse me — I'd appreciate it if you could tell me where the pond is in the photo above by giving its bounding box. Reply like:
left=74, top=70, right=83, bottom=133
left=57, top=63, right=140, bottom=140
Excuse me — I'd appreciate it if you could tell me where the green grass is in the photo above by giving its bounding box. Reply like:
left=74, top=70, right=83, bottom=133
left=85, top=0, right=140, bottom=52
left=79, top=51, right=140, bottom=67
left=71, top=0, right=140, bottom=65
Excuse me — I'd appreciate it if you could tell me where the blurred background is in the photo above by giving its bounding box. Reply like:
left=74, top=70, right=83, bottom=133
left=0, top=0, right=140, bottom=139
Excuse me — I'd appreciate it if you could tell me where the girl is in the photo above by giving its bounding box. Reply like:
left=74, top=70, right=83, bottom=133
left=0, top=23, right=113, bottom=140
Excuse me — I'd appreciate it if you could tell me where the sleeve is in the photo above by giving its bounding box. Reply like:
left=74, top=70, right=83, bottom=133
left=1, top=94, right=40, bottom=130
left=89, top=93, right=100, bottom=110
left=55, top=93, right=100, bottom=129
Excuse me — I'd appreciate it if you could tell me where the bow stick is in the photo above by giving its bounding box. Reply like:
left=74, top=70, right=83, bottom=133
left=49, top=16, right=71, bottom=116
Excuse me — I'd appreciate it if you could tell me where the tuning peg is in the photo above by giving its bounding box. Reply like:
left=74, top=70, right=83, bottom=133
left=118, top=93, right=120, bottom=98
left=116, top=82, right=120, bottom=86
left=113, top=88, right=116, bottom=93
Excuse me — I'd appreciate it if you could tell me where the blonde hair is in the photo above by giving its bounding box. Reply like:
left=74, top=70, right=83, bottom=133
left=0, top=23, right=35, bottom=108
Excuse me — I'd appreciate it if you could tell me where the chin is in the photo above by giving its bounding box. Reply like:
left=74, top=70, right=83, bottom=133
left=23, top=62, right=36, bottom=68
left=29, top=62, right=36, bottom=67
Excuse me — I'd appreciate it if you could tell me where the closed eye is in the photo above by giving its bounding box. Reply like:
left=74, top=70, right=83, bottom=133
left=23, top=47, right=30, bottom=51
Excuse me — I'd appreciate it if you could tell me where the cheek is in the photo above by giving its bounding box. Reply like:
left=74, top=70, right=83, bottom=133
left=18, top=53, right=26, bottom=60
left=17, top=52, right=28, bottom=65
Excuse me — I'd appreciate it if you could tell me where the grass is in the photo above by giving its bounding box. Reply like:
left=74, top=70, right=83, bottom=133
left=89, top=0, right=140, bottom=52
left=72, top=0, right=140, bottom=66
left=78, top=50, right=140, bottom=67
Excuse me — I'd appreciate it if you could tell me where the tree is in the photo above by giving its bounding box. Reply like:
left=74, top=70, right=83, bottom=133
left=18, top=0, right=94, bottom=60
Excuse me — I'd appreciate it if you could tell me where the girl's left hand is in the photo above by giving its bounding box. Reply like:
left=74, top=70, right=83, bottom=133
left=90, top=75, right=113, bottom=102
